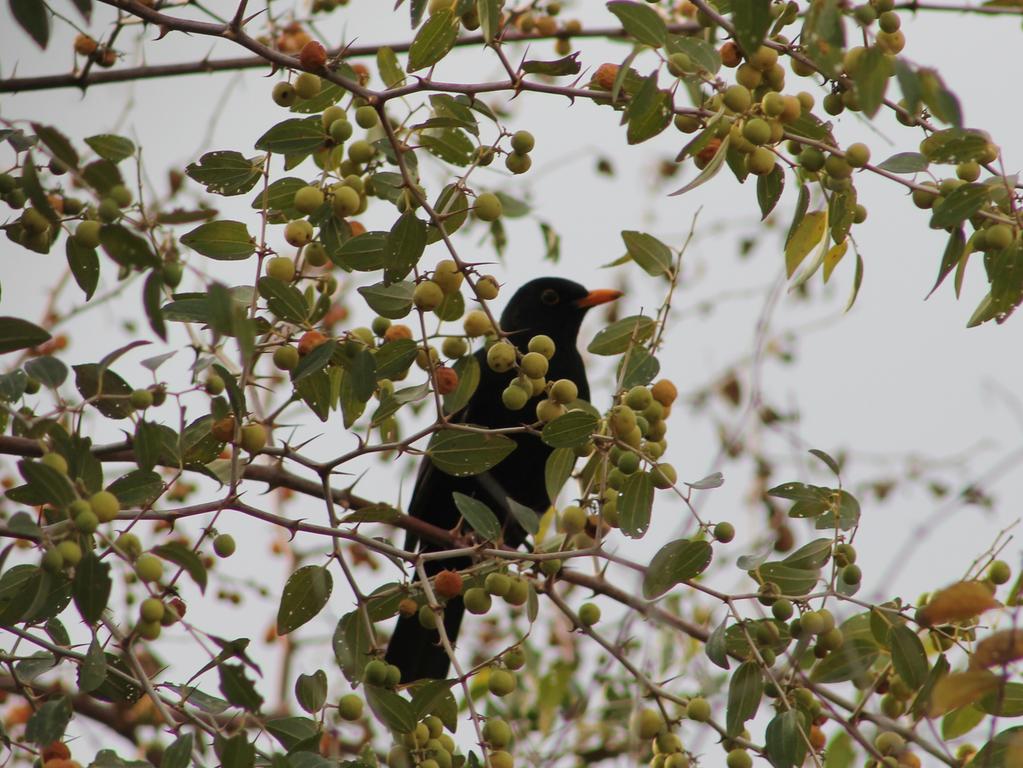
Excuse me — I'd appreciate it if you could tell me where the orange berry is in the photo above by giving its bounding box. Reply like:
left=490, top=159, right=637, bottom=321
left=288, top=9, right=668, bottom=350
left=592, top=63, right=620, bottom=90
left=398, top=598, right=418, bottom=617
left=434, top=570, right=463, bottom=599
left=74, top=34, right=98, bottom=56
left=383, top=324, right=413, bottom=343
left=651, top=379, right=678, bottom=407
left=434, top=366, right=459, bottom=395
left=298, top=330, right=329, bottom=356
left=696, top=138, right=722, bottom=167
left=211, top=416, right=235, bottom=443
left=349, top=220, right=366, bottom=236
left=299, top=40, right=327, bottom=70
left=719, top=41, right=741, bottom=67
left=42, top=743, right=71, bottom=762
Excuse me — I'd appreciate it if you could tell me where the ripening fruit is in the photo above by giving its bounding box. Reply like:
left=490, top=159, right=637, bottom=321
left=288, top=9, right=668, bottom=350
left=355, top=105, right=379, bottom=129
left=416, top=347, right=439, bottom=371
left=510, top=130, right=535, bottom=154
left=332, top=185, right=361, bottom=217
left=240, top=423, right=268, bottom=453
left=651, top=463, right=677, bottom=489
left=441, top=337, right=468, bottom=359
left=434, top=569, right=463, bottom=599
left=505, top=153, right=532, bottom=174
left=472, top=275, right=499, bottom=301
left=433, top=259, right=464, bottom=294
left=609, top=405, right=637, bottom=435
left=502, top=385, right=529, bottom=410
left=985, top=224, right=1014, bottom=250
left=298, top=330, right=329, bottom=356
left=90, top=490, right=120, bottom=523
left=747, top=147, right=775, bottom=176
left=561, top=505, right=586, bottom=535
left=413, top=280, right=445, bottom=311
left=714, top=522, right=735, bottom=543
left=723, top=85, right=752, bottom=113
left=520, top=351, right=549, bottom=379
left=294, top=72, right=321, bottom=99
left=348, top=140, right=375, bottom=164
left=989, top=560, right=1011, bottom=585
left=74, top=509, right=99, bottom=533
left=475, top=192, right=502, bottom=222
left=667, top=52, right=693, bottom=77
left=74, top=219, right=102, bottom=248
left=632, top=708, right=664, bottom=740
left=135, top=553, right=164, bottom=583
left=265, top=257, right=296, bottom=285
left=483, top=717, right=512, bottom=748
left=338, top=693, right=363, bottom=720
left=284, top=219, right=314, bottom=247
left=726, top=750, right=753, bottom=768
left=330, top=119, right=354, bottom=143
left=300, top=39, right=327, bottom=69
left=41, top=452, right=68, bottom=474
left=364, top=659, right=389, bottom=686
left=273, top=81, right=298, bottom=107
left=213, top=534, right=236, bottom=558
left=464, top=587, right=492, bottom=615
left=484, top=572, right=512, bottom=597
left=487, top=341, right=517, bottom=373
left=140, top=597, right=165, bottom=623
left=41, top=548, right=63, bottom=573
left=578, top=602, right=601, bottom=626
left=294, top=185, right=325, bottom=214
left=549, top=379, right=578, bottom=405
left=57, top=540, right=83, bottom=567
left=504, top=577, right=529, bottom=606
left=488, top=669, right=517, bottom=696
left=536, top=398, right=565, bottom=423
left=742, top=118, right=771, bottom=146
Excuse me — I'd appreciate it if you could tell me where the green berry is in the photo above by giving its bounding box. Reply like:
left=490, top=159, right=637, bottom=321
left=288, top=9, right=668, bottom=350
left=441, top=336, right=468, bottom=359
left=137, top=621, right=161, bottom=640
left=284, top=219, right=314, bottom=247
left=549, top=378, right=578, bottom=405
left=487, top=341, right=517, bottom=373
left=772, top=598, right=794, bottom=621
left=505, top=152, right=531, bottom=174
left=476, top=275, right=500, bottom=300
left=475, top=192, right=502, bottom=222
left=355, top=105, right=379, bottom=128
left=332, top=185, right=361, bottom=217
left=433, top=259, right=464, bottom=294
left=213, top=533, right=236, bottom=558
left=294, top=185, right=325, bottom=214
left=140, top=597, right=165, bottom=623
left=713, top=521, right=735, bottom=543
left=520, top=351, right=548, bottom=379
left=578, top=602, right=601, bottom=626
left=41, top=452, right=68, bottom=474
left=632, top=708, right=664, bottom=740
left=57, top=540, right=83, bottom=566
left=483, top=717, right=512, bottom=748
left=485, top=572, right=512, bottom=596
left=364, top=659, right=389, bottom=686
left=747, top=147, right=776, bottom=176
left=464, top=587, right=492, bottom=615
left=240, top=423, right=268, bottom=453
left=527, top=334, right=555, bottom=359
left=985, top=224, right=1014, bottom=250
left=667, top=52, right=693, bottom=77
left=651, top=463, right=677, bottom=489
left=418, top=604, right=438, bottom=630
left=561, top=505, right=587, bottom=535
left=510, top=130, right=535, bottom=154
left=348, top=140, right=375, bottom=164
left=413, top=280, right=445, bottom=311
left=501, top=385, right=529, bottom=410
left=723, top=85, right=752, bottom=113
left=338, top=693, right=363, bottom=720
left=90, top=490, right=121, bottom=523
left=273, top=345, right=300, bottom=371
left=294, top=72, right=321, bottom=99
left=74, top=509, right=99, bottom=533
left=989, top=560, right=1012, bottom=585
left=130, top=388, right=154, bottom=410
left=330, top=119, right=354, bottom=144
left=845, top=142, right=871, bottom=168
left=135, top=553, right=164, bottom=583
left=617, top=451, right=640, bottom=474
left=726, top=749, right=753, bottom=768
left=687, top=696, right=711, bottom=722
left=322, top=106, right=347, bottom=130
left=488, top=669, right=517, bottom=696
left=504, top=577, right=529, bottom=606
left=109, top=184, right=133, bottom=207
left=74, top=219, right=102, bottom=248
left=536, top=398, right=565, bottom=423
left=272, top=81, right=297, bottom=106
left=41, top=548, right=64, bottom=573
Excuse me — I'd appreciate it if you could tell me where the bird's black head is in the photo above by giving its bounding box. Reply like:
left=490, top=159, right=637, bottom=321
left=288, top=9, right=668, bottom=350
left=499, top=277, right=622, bottom=351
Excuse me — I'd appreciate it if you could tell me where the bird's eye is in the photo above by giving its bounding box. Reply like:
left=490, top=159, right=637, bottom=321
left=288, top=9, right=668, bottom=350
left=541, top=289, right=559, bottom=305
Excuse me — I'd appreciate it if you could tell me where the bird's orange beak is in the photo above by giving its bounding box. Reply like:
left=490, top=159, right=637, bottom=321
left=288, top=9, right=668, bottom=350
left=574, top=289, right=623, bottom=309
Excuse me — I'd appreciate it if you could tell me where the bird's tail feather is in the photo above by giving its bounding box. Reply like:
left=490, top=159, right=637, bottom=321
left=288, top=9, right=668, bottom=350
left=385, top=596, right=465, bottom=683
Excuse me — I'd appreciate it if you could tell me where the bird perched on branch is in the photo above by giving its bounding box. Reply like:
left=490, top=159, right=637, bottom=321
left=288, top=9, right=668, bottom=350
left=384, top=277, right=621, bottom=682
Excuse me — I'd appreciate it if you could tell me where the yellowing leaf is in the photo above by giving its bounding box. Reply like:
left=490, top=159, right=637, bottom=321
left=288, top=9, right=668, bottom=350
left=929, top=670, right=1001, bottom=717
left=823, top=240, right=848, bottom=283
left=971, top=630, right=1023, bottom=669
left=785, top=211, right=827, bottom=278
left=918, top=581, right=1000, bottom=627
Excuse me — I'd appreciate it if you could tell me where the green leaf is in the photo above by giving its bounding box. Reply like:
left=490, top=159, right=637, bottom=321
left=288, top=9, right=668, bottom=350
left=621, top=231, right=673, bottom=277
left=0, top=565, right=40, bottom=624
left=152, top=541, right=208, bottom=593
left=185, top=151, right=262, bottom=196
left=18, top=459, right=75, bottom=507
left=930, top=183, right=988, bottom=229
left=251, top=176, right=305, bottom=215
left=889, top=624, right=929, bottom=690
left=426, top=429, right=516, bottom=477
left=443, top=354, right=479, bottom=415
left=706, top=617, right=730, bottom=670
left=753, top=562, right=818, bottom=596
left=32, top=124, right=78, bottom=170
left=478, top=0, right=500, bottom=44
left=545, top=447, right=575, bottom=504
left=73, top=553, right=112, bottom=624
left=756, top=164, right=785, bottom=220
left=143, top=271, right=166, bottom=341
left=25, top=697, right=71, bottom=745
left=24, top=356, right=67, bottom=388
left=292, top=339, right=336, bottom=383
left=408, top=9, right=459, bottom=71
left=542, top=411, right=597, bottom=448
left=358, top=281, right=415, bottom=319
left=618, top=347, right=660, bottom=389
left=217, top=733, right=255, bottom=768
left=219, top=662, right=264, bottom=712
left=73, top=363, right=134, bottom=419
left=365, top=685, right=418, bottom=732
left=162, top=733, right=194, bottom=768
left=785, top=210, right=827, bottom=277
left=732, top=0, right=771, bottom=56
left=853, top=45, right=891, bottom=117
left=0, top=316, right=51, bottom=354
left=521, top=53, right=582, bottom=77
left=927, top=227, right=966, bottom=299
left=978, top=683, right=1023, bottom=717
left=781, top=538, right=832, bottom=570
left=66, top=237, right=100, bottom=299
left=726, top=661, right=763, bottom=737
left=277, top=565, right=333, bottom=635
left=258, top=276, right=309, bottom=324
left=181, top=220, right=255, bottom=260
left=619, top=471, right=654, bottom=539
left=333, top=231, right=387, bottom=272
left=266, top=716, right=320, bottom=751
left=100, top=224, right=159, bottom=268
left=11, top=0, right=50, bottom=48
left=333, top=611, right=373, bottom=684
left=107, top=468, right=163, bottom=507
left=587, top=315, right=656, bottom=355
left=800, top=0, right=845, bottom=77
left=385, top=213, right=427, bottom=281
left=669, top=133, right=731, bottom=196
left=420, top=129, right=474, bottom=165
left=607, top=0, right=667, bottom=46
left=452, top=492, right=502, bottom=541
left=643, top=539, right=713, bottom=599
left=877, top=151, right=929, bottom=173
left=255, top=118, right=326, bottom=155
left=942, top=705, right=986, bottom=741
left=625, top=74, right=672, bottom=145
left=765, top=710, right=807, bottom=768
left=505, top=497, right=540, bottom=536
left=85, top=134, right=135, bottom=163
left=377, top=45, right=406, bottom=87
left=919, top=129, right=992, bottom=164
left=810, top=638, right=881, bottom=683
left=375, top=338, right=419, bottom=380
left=920, top=68, right=962, bottom=127
left=79, top=635, right=107, bottom=693
left=295, top=669, right=328, bottom=714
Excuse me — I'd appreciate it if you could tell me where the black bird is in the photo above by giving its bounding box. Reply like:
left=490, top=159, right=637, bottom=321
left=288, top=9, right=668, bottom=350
left=384, top=277, right=621, bottom=682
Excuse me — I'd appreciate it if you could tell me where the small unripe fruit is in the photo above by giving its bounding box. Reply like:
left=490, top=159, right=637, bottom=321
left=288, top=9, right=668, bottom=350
left=726, top=750, right=753, bottom=768
left=330, top=119, right=354, bottom=143
left=240, top=423, right=268, bottom=453
left=578, top=602, right=601, bottom=626
left=284, top=219, right=314, bottom=247
left=625, top=386, right=653, bottom=410
left=483, top=717, right=512, bottom=748
left=845, top=142, right=871, bottom=168
left=273, top=345, right=300, bottom=371
left=273, top=81, right=298, bottom=107
left=90, top=490, right=120, bottom=523
left=294, top=72, right=321, bottom=99
left=41, top=548, right=64, bottom=572
left=985, top=224, right=1014, bottom=250
left=490, top=752, right=513, bottom=768
left=135, top=553, right=164, bottom=583
left=432, top=259, right=463, bottom=295
left=687, top=696, right=711, bottom=722
left=476, top=275, right=500, bottom=300
left=463, top=310, right=492, bottom=337
left=137, top=620, right=162, bottom=640
left=355, top=105, right=379, bottom=128
left=667, top=52, right=693, bottom=77
left=294, top=185, right=325, bottom=214
left=505, top=152, right=531, bottom=174
left=989, top=560, right=1012, bottom=585
left=464, top=587, right=492, bottom=615
left=520, top=351, right=548, bottom=379
left=632, top=708, right=664, bottom=740
left=74, top=220, right=102, bottom=248
left=713, top=521, right=735, bottom=543
left=418, top=604, right=438, bottom=630
left=747, top=147, right=775, bottom=176
left=348, top=140, right=375, bottom=164
left=536, top=398, right=565, bottom=423
left=338, top=693, right=363, bottom=720
left=526, top=335, right=554, bottom=359
left=74, top=509, right=99, bottom=533
left=213, top=533, right=236, bottom=558
left=510, top=130, right=535, bottom=154
left=487, top=341, right=517, bottom=373
left=485, top=572, right=512, bottom=596
left=561, top=505, right=586, bottom=535
left=140, top=597, right=165, bottom=623
left=130, top=388, right=154, bottom=409
left=504, top=577, right=529, bottom=606
left=332, top=185, right=361, bottom=217
left=841, top=564, right=862, bottom=585
left=488, top=669, right=517, bottom=696
left=41, top=452, right=68, bottom=474
left=441, top=336, right=468, bottom=359
left=723, top=85, right=752, bottom=113
left=502, top=385, right=529, bottom=410
left=651, top=463, right=677, bottom=489
left=475, top=192, right=502, bottom=221
left=742, top=118, right=771, bottom=146
left=57, top=540, right=83, bottom=566
left=549, top=378, right=578, bottom=405
left=364, top=659, right=389, bottom=686
left=413, top=280, right=444, bottom=311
